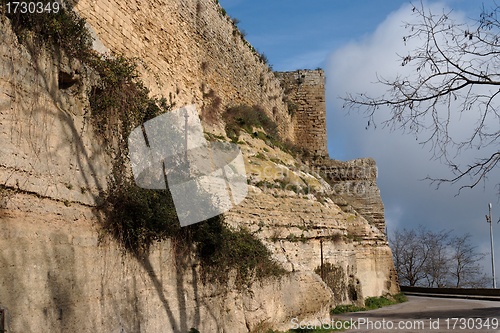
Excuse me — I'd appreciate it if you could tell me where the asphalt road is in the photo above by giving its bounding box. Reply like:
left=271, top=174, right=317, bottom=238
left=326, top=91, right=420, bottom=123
left=334, top=296, right=500, bottom=333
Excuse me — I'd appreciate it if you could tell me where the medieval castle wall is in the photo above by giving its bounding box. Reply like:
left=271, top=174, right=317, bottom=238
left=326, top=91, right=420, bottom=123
left=71, top=0, right=387, bottom=234
left=275, top=69, right=328, bottom=158
left=71, top=0, right=296, bottom=140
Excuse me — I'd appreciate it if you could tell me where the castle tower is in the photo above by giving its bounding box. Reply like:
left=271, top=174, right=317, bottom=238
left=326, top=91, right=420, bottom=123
left=275, top=69, right=328, bottom=158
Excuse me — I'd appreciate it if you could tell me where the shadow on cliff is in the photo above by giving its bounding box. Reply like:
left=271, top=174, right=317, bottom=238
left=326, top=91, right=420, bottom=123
left=0, top=220, right=91, bottom=331
left=41, top=62, right=216, bottom=333
left=0, top=21, right=225, bottom=333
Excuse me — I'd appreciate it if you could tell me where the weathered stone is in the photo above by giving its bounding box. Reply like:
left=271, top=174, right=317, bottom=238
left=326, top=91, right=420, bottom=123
left=319, top=158, right=387, bottom=232
left=275, top=70, right=328, bottom=158
left=0, top=194, right=334, bottom=333
left=72, top=0, right=296, bottom=141
left=0, top=2, right=398, bottom=332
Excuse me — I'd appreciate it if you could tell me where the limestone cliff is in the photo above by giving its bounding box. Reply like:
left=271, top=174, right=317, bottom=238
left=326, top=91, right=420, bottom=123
left=0, top=2, right=398, bottom=333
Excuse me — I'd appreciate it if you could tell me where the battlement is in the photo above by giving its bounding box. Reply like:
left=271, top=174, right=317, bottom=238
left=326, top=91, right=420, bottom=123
left=320, top=158, right=386, bottom=232
left=275, top=69, right=328, bottom=158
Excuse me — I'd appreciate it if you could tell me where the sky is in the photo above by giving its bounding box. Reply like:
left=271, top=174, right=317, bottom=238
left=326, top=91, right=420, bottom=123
left=219, top=0, right=500, bottom=285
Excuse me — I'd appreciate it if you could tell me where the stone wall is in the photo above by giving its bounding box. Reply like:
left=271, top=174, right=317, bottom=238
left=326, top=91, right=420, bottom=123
left=275, top=70, right=328, bottom=157
left=70, top=0, right=295, bottom=140
left=229, top=135, right=398, bottom=303
left=226, top=185, right=398, bottom=304
left=268, top=69, right=386, bottom=234
left=0, top=16, right=333, bottom=332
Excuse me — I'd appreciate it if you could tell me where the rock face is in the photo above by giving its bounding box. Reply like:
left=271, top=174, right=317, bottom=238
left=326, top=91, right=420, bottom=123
left=0, top=195, right=333, bottom=333
left=319, top=158, right=387, bottom=232
left=229, top=136, right=398, bottom=304
left=0, top=3, right=399, bottom=333
left=0, top=16, right=334, bottom=332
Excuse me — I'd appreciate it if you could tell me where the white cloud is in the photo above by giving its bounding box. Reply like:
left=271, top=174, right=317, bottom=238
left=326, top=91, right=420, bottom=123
left=326, top=2, right=500, bottom=277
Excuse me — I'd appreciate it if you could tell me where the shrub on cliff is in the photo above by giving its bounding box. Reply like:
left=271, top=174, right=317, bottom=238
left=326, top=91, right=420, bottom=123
left=223, top=104, right=278, bottom=141
left=4, top=0, right=93, bottom=59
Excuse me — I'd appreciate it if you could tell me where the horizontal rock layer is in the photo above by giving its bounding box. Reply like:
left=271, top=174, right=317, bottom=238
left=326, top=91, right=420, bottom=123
left=0, top=3, right=398, bottom=332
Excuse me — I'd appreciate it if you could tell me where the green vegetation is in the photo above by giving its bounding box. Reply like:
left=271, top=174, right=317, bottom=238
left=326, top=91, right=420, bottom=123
left=315, top=263, right=345, bottom=299
left=104, top=178, right=285, bottom=287
left=330, top=293, right=408, bottom=314
left=223, top=104, right=278, bottom=141
left=326, top=233, right=343, bottom=243
left=330, top=304, right=366, bottom=315
left=194, top=223, right=286, bottom=286
left=285, top=233, right=307, bottom=243
left=0, top=184, right=8, bottom=197
left=392, top=292, right=409, bottom=304
left=5, top=2, right=285, bottom=288
left=91, top=56, right=284, bottom=288
left=287, top=100, right=298, bottom=115
left=0, top=184, right=12, bottom=208
left=4, top=0, right=92, bottom=59
left=365, top=296, right=395, bottom=310
left=204, top=132, right=226, bottom=142
left=259, top=52, right=269, bottom=65
left=255, top=152, right=267, bottom=160
left=88, top=54, right=171, bottom=144
left=222, top=104, right=307, bottom=160
left=201, top=88, right=222, bottom=125
left=103, top=180, right=180, bottom=253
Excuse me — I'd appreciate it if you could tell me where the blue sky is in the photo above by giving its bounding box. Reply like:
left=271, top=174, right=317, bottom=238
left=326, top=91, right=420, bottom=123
left=219, top=0, right=500, bottom=285
left=219, top=0, right=483, bottom=71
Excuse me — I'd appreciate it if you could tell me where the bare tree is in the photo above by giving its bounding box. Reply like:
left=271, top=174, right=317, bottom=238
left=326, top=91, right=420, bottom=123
left=344, top=2, right=500, bottom=192
left=448, top=233, right=488, bottom=288
left=391, top=228, right=428, bottom=286
left=422, top=229, right=451, bottom=288
left=390, top=227, right=488, bottom=288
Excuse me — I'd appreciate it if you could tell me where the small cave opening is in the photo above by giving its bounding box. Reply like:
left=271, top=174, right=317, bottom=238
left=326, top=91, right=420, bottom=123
left=58, top=70, right=79, bottom=90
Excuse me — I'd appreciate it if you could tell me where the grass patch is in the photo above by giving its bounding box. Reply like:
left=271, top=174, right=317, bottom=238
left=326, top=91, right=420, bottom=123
left=223, top=104, right=278, bottom=142
left=365, top=296, right=395, bottom=310
left=365, top=293, right=408, bottom=310
left=392, top=292, right=408, bottom=304
left=330, top=293, right=407, bottom=314
left=330, top=304, right=366, bottom=315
